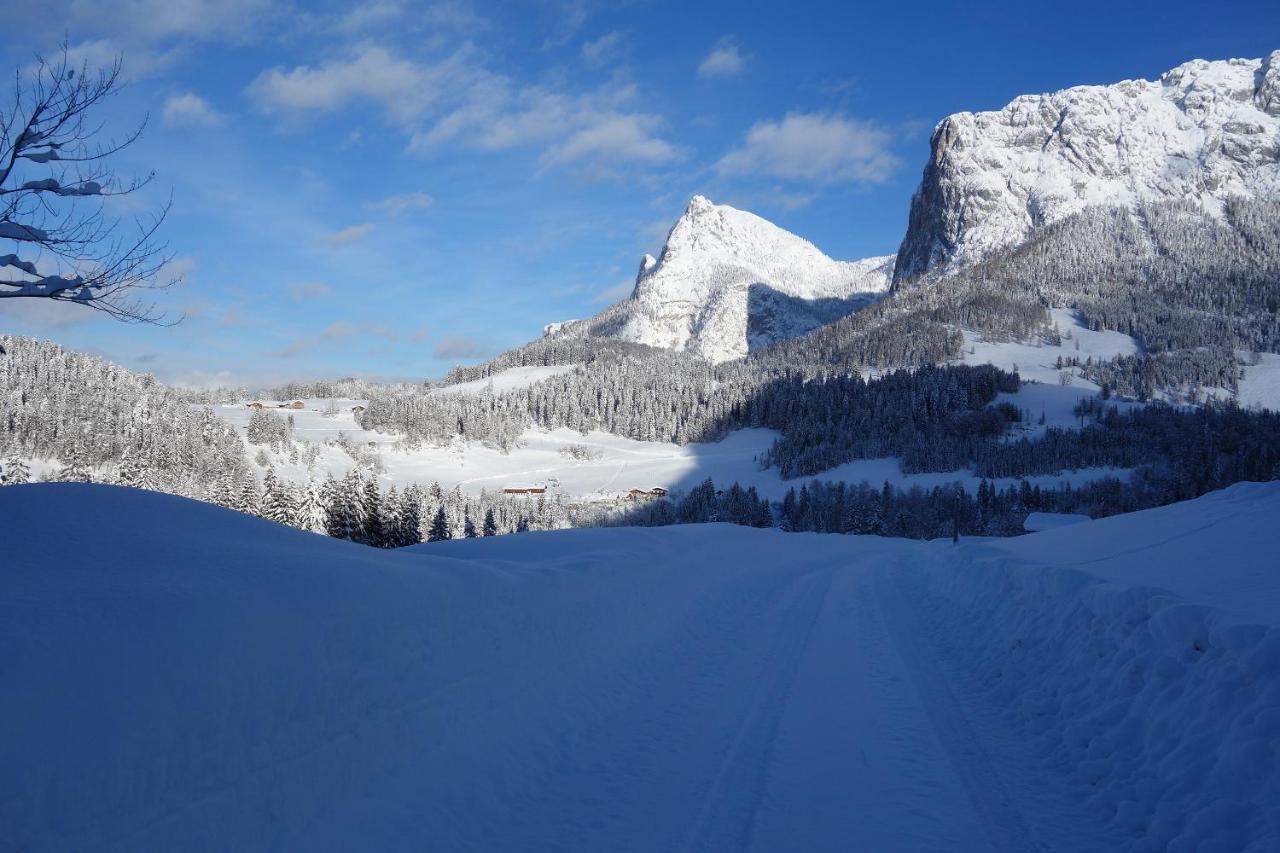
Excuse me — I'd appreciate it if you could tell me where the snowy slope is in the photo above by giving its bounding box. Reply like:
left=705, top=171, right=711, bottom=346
left=896, top=51, right=1280, bottom=281
left=429, top=365, right=578, bottom=396
left=4, top=482, right=1278, bottom=851
left=210, top=407, right=1127, bottom=502
left=1239, top=352, right=1280, bottom=411
left=960, top=308, right=1140, bottom=387
left=546, top=195, right=894, bottom=363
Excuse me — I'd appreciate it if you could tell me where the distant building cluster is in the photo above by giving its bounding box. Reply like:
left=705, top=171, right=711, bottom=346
left=247, top=400, right=306, bottom=410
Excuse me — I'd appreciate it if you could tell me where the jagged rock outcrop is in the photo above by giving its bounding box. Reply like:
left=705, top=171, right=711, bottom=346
left=895, top=51, right=1280, bottom=283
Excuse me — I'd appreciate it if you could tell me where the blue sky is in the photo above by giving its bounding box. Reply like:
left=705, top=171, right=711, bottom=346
left=2, top=0, right=1276, bottom=387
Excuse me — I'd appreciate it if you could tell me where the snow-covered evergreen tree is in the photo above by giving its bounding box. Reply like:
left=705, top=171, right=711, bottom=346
left=259, top=468, right=294, bottom=526
left=1, top=457, right=30, bottom=485
left=296, top=477, right=329, bottom=535
left=427, top=506, right=451, bottom=542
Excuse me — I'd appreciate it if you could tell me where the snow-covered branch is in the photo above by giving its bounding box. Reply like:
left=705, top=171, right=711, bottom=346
left=0, top=45, right=176, bottom=323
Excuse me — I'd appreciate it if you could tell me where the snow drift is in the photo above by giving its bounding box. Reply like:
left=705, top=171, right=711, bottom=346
left=3, top=482, right=1278, bottom=851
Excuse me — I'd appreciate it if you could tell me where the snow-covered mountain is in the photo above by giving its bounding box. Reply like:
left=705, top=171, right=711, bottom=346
left=545, top=195, right=894, bottom=363
left=895, top=51, right=1280, bottom=282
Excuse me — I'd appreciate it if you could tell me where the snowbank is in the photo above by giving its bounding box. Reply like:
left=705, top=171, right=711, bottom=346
left=911, top=481, right=1280, bottom=851
left=1022, top=511, right=1091, bottom=532
left=3, top=482, right=1278, bottom=851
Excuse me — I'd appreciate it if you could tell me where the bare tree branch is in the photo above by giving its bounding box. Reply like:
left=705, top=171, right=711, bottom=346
left=0, top=44, right=178, bottom=323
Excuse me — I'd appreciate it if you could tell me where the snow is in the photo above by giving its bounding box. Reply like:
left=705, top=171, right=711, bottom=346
left=0, top=253, right=39, bottom=275
left=0, top=221, right=49, bottom=242
left=959, top=307, right=1140, bottom=388
left=1238, top=352, right=1280, bottom=412
left=4, top=481, right=1278, bottom=851
left=1023, top=511, right=1091, bottom=532
left=205, top=308, right=1145, bottom=502
left=210, top=401, right=1129, bottom=501
left=429, top=365, right=577, bottom=396
left=897, top=51, right=1280, bottom=278
left=805, top=454, right=1132, bottom=496
left=989, top=480, right=1280, bottom=625
left=961, top=313, right=1280, bottom=413
left=547, top=195, right=894, bottom=363
left=215, top=398, right=378, bottom=447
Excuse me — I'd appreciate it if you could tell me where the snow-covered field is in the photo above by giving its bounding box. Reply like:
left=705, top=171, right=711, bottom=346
left=960, top=308, right=1140, bottom=389
left=215, top=406, right=1131, bottom=501
left=4, top=481, right=1278, bottom=851
left=210, top=359, right=1133, bottom=501
left=1239, top=352, right=1280, bottom=412
left=961, top=310, right=1280, bottom=414
left=198, top=320, right=1273, bottom=503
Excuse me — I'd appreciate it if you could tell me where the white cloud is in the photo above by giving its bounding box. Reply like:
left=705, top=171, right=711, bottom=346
left=432, top=334, right=488, bottom=360
left=322, top=223, right=375, bottom=246
left=336, top=0, right=403, bottom=32
left=15, top=1, right=279, bottom=79
left=415, top=82, right=679, bottom=176
left=581, top=31, right=625, bottom=67
left=250, top=43, right=678, bottom=178
left=287, top=281, right=333, bottom=300
left=698, top=38, right=746, bottom=79
left=29, top=37, right=179, bottom=80
left=540, top=0, right=592, bottom=48
left=163, top=92, right=225, bottom=127
left=162, top=256, right=198, bottom=280
left=592, top=278, right=634, bottom=304
left=247, top=46, right=471, bottom=124
left=66, top=0, right=278, bottom=43
left=369, top=191, right=433, bottom=215
left=541, top=113, right=680, bottom=175
left=0, top=297, right=95, bottom=328
left=716, top=113, right=900, bottom=185
left=270, top=321, right=398, bottom=358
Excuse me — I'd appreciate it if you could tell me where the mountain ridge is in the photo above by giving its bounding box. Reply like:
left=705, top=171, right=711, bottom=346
left=894, top=50, right=1280, bottom=282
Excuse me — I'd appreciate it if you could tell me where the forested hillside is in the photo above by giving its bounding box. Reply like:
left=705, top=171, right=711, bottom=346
left=757, top=198, right=1280, bottom=373
left=0, top=336, right=251, bottom=496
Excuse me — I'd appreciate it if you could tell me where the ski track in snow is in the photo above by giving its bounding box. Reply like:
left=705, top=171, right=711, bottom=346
left=677, top=569, right=831, bottom=853
left=5, top=483, right=1279, bottom=852
left=877, top=564, right=1044, bottom=852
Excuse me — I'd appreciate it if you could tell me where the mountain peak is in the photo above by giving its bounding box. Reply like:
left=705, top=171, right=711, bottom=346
left=546, top=198, right=893, bottom=362
left=686, top=194, right=716, bottom=213
left=894, top=51, right=1280, bottom=283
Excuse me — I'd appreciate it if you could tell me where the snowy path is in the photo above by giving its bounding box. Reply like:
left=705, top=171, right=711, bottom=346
left=5, top=484, right=1279, bottom=852
left=876, top=565, right=1040, bottom=852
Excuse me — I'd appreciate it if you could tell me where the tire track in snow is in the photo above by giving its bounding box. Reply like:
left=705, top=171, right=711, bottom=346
left=677, top=569, right=834, bottom=853
left=875, top=566, right=1045, bottom=853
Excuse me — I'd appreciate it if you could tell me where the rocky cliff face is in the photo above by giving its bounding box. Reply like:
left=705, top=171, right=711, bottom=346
left=547, top=196, right=893, bottom=363
left=895, top=51, right=1280, bottom=283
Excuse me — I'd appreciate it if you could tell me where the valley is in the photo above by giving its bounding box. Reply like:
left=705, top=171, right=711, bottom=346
left=3, top=29, right=1280, bottom=853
